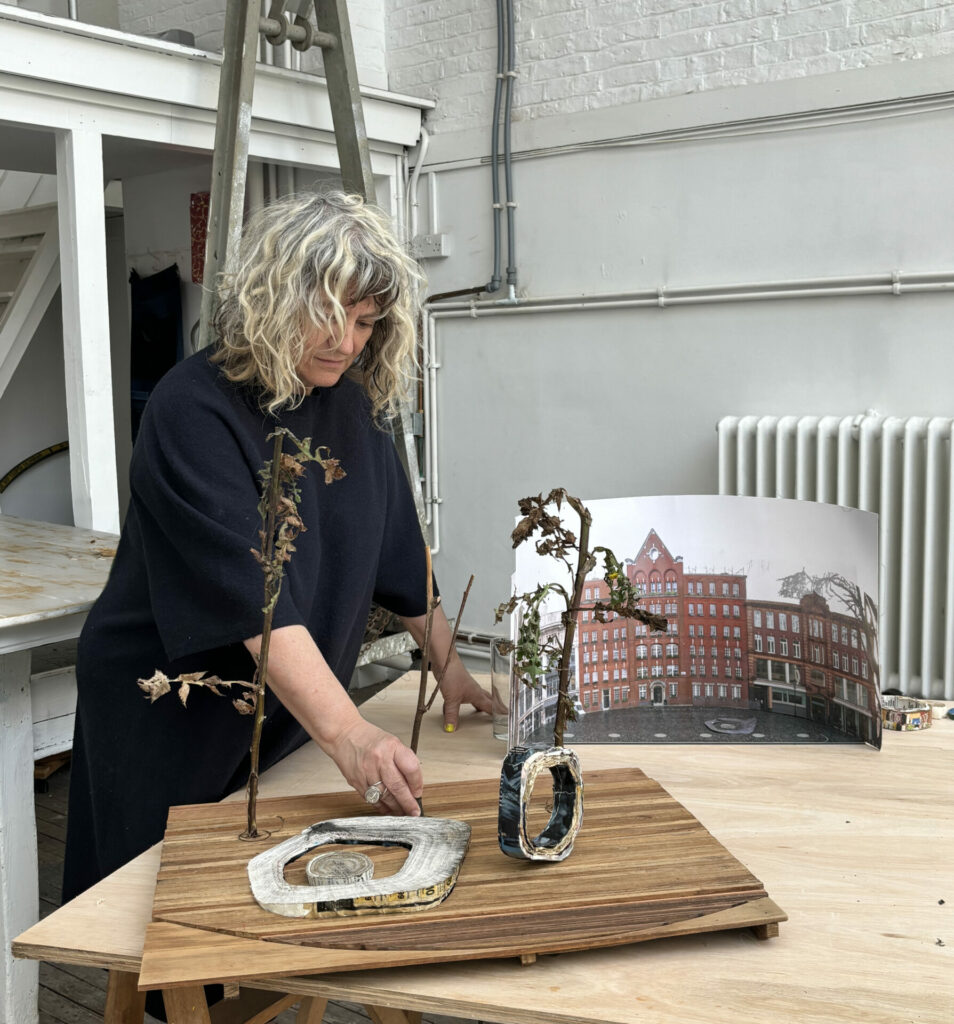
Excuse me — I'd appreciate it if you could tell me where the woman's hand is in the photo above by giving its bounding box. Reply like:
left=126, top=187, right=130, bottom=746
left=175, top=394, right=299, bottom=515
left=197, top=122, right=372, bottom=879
left=323, top=717, right=423, bottom=816
left=438, top=661, right=493, bottom=732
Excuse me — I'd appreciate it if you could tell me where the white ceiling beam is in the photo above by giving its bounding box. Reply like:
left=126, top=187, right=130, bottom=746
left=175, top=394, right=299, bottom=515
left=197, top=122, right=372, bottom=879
left=0, top=205, right=58, bottom=241
left=0, top=216, right=59, bottom=402
left=55, top=129, right=119, bottom=534
left=0, top=10, right=427, bottom=150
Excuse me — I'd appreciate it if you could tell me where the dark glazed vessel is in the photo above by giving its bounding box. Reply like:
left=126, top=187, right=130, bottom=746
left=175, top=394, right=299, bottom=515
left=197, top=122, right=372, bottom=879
left=498, top=745, right=583, bottom=861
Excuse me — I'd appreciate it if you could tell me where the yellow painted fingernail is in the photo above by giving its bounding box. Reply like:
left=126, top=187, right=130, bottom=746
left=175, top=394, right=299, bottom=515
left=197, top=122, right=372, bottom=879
left=444, top=723, right=456, bottom=733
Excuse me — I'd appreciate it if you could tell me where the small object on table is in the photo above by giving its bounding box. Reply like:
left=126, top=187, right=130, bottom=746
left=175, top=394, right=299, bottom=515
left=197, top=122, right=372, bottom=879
left=881, top=695, right=933, bottom=731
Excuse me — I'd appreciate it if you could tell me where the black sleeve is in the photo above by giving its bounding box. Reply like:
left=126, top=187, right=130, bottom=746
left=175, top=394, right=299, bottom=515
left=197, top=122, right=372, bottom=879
left=129, top=381, right=305, bottom=662
left=372, top=437, right=435, bottom=618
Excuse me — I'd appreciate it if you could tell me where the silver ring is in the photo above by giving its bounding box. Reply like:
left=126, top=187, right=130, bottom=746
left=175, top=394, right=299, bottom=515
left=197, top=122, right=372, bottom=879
left=364, top=781, right=386, bottom=805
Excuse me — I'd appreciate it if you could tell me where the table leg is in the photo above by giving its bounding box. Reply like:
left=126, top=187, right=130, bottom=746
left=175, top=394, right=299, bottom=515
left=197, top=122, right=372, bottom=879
left=0, top=650, right=38, bottom=1024
left=163, top=986, right=212, bottom=1024
left=297, top=997, right=328, bottom=1023
left=365, top=1007, right=422, bottom=1024
left=105, top=970, right=146, bottom=1022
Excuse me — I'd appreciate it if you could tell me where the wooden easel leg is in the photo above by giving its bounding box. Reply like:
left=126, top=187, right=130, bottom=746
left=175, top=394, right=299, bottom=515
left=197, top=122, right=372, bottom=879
left=365, top=1006, right=422, bottom=1024
left=104, top=970, right=146, bottom=1022
left=163, top=985, right=212, bottom=1024
left=297, top=996, right=328, bottom=1022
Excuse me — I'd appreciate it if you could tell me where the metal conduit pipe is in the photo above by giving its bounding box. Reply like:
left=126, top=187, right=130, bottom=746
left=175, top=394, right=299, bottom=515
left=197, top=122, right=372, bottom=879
left=503, top=0, right=518, bottom=293
left=486, top=0, right=506, bottom=293
left=422, top=269, right=954, bottom=553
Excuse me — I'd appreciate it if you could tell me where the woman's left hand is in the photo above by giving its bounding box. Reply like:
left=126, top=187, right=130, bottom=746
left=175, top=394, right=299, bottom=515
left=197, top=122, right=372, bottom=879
left=438, top=662, right=493, bottom=732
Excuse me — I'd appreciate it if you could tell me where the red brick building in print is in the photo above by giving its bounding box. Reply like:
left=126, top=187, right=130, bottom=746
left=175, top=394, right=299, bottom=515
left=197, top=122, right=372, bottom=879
left=574, top=530, right=750, bottom=712
left=746, top=592, right=878, bottom=742
left=571, top=529, right=877, bottom=738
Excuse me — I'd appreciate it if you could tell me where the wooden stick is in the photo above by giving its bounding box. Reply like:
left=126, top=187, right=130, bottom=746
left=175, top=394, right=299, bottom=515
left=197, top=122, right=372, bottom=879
left=409, top=546, right=435, bottom=756
left=424, top=574, right=474, bottom=713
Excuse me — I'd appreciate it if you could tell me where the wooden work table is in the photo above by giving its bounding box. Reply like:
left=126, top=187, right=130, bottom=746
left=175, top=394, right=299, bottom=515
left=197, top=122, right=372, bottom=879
left=14, top=672, right=954, bottom=1024
left=0, top=514, right=116, bottom=1024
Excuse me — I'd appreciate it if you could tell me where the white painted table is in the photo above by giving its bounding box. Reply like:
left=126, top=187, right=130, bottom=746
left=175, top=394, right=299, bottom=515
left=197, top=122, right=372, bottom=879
left=0, top=514, right=115, bottom=1024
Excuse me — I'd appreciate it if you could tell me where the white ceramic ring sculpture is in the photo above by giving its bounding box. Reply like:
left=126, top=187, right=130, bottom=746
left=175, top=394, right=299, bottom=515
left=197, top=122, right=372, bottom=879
left=247, top=816, right=472, bottom=917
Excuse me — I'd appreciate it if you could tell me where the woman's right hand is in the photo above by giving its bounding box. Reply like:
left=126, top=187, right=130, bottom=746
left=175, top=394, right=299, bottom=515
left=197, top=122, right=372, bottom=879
left=323, top=717, right=424, bottom=817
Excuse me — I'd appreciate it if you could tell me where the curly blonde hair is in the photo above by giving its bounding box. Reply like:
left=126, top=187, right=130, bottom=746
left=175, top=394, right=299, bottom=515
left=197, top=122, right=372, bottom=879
left=211, top=191, right=423, bottom=419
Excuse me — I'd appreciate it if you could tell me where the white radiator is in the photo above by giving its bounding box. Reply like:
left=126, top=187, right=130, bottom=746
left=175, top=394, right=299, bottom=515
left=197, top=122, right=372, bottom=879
left=717, top=414, right=954, bottom=700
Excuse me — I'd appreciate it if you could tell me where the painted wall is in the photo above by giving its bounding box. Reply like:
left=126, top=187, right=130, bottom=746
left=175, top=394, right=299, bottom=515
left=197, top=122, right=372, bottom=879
left=415, top=62, right=954, bottom=634
left=387, top=0, right=954, bottom=135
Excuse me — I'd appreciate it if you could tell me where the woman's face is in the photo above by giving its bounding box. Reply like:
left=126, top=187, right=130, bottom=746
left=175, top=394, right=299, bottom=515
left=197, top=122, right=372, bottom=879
left=296, top=296, right=380, bottom=391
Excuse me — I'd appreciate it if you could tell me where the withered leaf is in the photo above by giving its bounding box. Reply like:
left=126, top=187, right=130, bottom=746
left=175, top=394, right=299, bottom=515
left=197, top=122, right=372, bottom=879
left=323, top=459, right=346, bottom=485
left=137, top=671, right=171, bottom=703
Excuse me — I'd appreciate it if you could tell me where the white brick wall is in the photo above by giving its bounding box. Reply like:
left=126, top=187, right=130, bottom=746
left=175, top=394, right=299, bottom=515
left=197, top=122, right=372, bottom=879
left=386, top=0, right=954, bottom=134
left=116, top=0, right=387, bottom=90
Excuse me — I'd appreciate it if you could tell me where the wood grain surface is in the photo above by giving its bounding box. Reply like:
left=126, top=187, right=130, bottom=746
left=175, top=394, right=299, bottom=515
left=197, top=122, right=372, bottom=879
left=16, top=672, right=953, bottom=1024
left=140, top=768, right=784, bottom=989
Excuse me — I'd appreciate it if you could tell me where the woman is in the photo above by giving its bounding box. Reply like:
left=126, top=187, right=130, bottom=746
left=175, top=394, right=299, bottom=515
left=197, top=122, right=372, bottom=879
left=63, top=191, right=491, bottom=904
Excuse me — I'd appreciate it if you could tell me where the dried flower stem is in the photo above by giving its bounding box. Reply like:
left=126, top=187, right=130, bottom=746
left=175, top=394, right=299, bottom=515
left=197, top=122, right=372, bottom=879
left=244, top=430, right=284, bottom=838
left=553, top=498, right=591, bottom=748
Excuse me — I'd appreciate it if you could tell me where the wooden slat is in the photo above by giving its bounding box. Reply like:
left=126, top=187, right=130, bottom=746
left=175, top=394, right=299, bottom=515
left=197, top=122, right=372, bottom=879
left=139, top=769, right=783, bottom=990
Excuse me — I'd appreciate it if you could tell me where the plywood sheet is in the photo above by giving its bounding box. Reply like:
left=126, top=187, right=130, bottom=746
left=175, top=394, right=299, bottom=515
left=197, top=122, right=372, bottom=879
left=140, top=769, right=785, bottom=990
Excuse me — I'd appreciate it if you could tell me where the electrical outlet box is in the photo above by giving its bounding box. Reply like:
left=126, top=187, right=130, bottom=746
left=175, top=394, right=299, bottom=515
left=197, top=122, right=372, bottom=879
left=410, top=234, right=451, bottom=259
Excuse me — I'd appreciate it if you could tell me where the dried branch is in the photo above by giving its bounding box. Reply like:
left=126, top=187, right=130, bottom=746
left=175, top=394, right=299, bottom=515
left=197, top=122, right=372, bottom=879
left=137, top=427, right=344, bottom=839
left=424, top=574, right=474, bottom=713
left=410, top=546, right=436, bottom=756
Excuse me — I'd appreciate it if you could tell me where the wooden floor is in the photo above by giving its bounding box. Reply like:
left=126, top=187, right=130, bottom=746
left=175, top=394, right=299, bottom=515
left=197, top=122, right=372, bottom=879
left=34, top=762, right=476, bottom=1024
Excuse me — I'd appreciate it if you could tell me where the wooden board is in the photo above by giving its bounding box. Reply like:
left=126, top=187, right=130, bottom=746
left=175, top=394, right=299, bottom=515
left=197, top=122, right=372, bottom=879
left=139, top=768, right=785, bottom=990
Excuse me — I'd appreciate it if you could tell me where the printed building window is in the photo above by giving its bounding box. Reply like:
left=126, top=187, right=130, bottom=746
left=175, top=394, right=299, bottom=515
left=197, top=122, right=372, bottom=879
left=753, top=610, right=762, bottom=628
left=755, top=634, right=763, bottom=653
left=692, top=683, right=701, bottom=697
